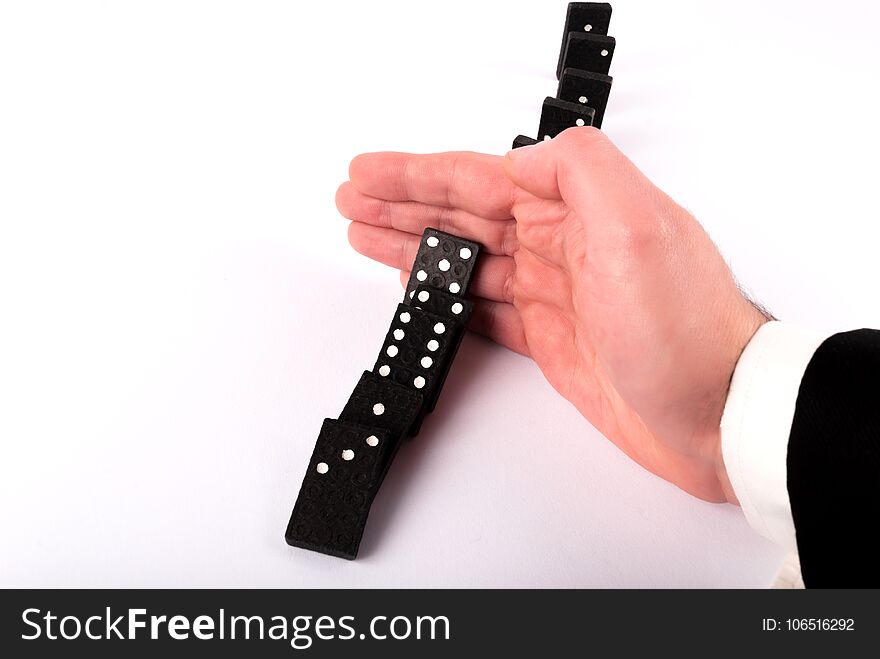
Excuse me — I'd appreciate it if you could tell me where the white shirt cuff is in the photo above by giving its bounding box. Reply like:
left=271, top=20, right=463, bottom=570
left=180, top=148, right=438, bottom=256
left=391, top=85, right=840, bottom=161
left=720, top=320, right=829, bottom=551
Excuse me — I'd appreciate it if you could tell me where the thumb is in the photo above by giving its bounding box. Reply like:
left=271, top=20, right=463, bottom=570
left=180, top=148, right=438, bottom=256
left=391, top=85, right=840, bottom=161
left=503, top=127, right=650, bottom=218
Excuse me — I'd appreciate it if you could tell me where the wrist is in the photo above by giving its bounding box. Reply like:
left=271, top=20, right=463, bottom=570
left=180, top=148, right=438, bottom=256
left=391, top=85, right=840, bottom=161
left=711, top=301, right=770, bottom=505
left=714, top=429, right=739, bottom=505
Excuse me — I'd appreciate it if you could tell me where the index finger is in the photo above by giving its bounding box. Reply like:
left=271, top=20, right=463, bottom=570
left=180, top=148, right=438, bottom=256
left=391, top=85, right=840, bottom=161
left=348, top=151, right=517, bottom=220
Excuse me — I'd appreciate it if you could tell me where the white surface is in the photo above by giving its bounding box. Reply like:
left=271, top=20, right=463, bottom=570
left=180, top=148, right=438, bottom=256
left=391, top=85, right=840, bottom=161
left=721, top=321, right=828, bottom=553
left=1, top=0, right=879, bottom=587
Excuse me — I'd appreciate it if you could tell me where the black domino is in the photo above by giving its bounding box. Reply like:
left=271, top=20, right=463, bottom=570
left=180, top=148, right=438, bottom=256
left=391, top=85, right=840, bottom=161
left=403, top=228, right=481, bottom=302
left=285, top=419, right=394, bottom=560
left=556, top=2, right=613, bottom=79
left=538, top=97, right=595, bottom=140
left=374, top=303, right=463, bottom=431
left=411, top=284, right=474, bottom=412
left=339, top=370, right=424, bottom=445
left=412, top=284, right=475, bottom=324
left=556, top=68, right=612, bottom=129
left=512, top=135, right=539, bottom=149
left=374, top=303, right=457, bottom=401
left=560, top=32, right=615, bottom=76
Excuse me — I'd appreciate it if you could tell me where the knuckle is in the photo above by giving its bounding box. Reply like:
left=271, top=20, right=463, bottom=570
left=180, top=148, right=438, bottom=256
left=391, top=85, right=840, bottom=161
left=608, top=221, right=657, bottom=260
left=499, top=223, right=518, bottom=257
left=400, top=236, right=412, bottom=268
left=445, top=155, right=460, bottom=208
left=376, top=199, right=393, bottom=227
left=556, top=125, right=607, bottom=152
left=401, top=157, right=416, bottom=200
left=435, top=206, right=454, bottom=234
left=502, top=268, right=516, bottom=303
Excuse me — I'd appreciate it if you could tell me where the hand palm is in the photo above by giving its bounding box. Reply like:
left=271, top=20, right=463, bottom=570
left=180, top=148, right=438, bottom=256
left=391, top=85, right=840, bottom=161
left=508, top=192, right=663, bottom=485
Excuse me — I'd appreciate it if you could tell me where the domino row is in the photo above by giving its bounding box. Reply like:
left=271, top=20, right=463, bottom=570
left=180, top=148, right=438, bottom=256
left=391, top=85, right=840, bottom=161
left=285, top=228, right=481, bottom=559
left=513, top=2, right=616, bottom=147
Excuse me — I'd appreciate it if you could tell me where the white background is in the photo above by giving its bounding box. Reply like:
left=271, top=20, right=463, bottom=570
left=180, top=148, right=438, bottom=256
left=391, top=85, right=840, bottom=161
left=2, top=0, right=878, bottom=587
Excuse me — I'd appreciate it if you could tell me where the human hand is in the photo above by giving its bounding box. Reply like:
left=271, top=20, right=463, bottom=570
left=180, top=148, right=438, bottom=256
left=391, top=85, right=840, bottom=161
left=336, top=128, right=767, bottom=503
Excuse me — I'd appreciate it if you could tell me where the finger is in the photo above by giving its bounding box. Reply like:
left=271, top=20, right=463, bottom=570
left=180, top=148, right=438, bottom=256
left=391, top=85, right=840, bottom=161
left=349, top=223, right=515, bottom=303
left=502, top=127, right=604, bottom=201
left=348, top=151, right=517, bottom=220
left=336, top=182, right=517, bottom=256
left=469, top=297, right=530, bottom=356
left=398, top=270, right=529, bottom=356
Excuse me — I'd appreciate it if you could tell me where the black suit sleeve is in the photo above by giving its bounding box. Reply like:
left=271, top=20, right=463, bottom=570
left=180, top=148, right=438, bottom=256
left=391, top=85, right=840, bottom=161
left=787, top=329, right=880, bottom=587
